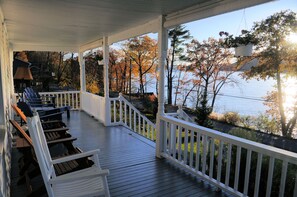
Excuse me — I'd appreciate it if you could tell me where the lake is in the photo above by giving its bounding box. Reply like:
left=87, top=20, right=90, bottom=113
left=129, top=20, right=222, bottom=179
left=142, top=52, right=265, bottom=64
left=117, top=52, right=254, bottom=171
left=144, top=72, right=297, bottom=116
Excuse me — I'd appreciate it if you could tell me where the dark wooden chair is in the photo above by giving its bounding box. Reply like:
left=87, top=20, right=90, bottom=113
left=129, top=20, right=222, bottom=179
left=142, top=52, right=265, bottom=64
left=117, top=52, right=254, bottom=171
left=10, top=119, right=95, bottom=196
left=27, top=113, right=110, bottom=197
left=24, top=87, right=56, bottom=107
left=11, top=104, right=67, bottom=130
left=17, top=101, right=64, bottom=121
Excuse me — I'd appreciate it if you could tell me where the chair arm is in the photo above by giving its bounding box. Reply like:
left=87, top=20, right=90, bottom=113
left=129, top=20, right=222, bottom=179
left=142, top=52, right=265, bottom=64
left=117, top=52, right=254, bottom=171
left=52, top=149, right=100, bottom=164
left=49, top=169, right=109, bottom=184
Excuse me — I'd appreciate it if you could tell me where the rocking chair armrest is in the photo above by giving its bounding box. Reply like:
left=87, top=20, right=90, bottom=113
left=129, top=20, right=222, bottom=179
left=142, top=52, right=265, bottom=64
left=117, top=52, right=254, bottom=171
left=49, top=169, right=109, bottom=184
left=52, top=149, right=100, bottom=164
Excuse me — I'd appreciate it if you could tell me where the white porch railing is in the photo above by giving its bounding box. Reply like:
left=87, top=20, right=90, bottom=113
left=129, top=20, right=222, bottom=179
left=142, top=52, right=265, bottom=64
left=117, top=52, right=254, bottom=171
left=176, top=105, right=196, bottom=123
left=80, top=92, right=105, bottom=123
left=109, top=94, right=156, bottom=141
left=159, top=115, right=297, bottom=197
left=39, top=91, right=80, bottom=110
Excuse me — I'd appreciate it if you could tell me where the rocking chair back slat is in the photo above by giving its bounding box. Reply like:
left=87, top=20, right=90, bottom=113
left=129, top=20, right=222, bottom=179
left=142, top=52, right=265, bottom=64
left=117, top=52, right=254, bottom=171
left=27, top=113, right=110, bottom=197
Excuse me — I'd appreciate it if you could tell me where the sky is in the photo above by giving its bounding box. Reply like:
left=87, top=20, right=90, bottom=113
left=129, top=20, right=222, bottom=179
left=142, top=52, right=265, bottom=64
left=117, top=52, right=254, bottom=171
left=111, top=0, right=297, bottom=48
left=184, top=0, right=297, bottom=41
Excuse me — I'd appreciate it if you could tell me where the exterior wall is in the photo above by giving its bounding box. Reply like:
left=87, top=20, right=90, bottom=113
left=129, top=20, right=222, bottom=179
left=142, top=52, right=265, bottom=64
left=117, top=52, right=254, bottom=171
left=0, top=8, right=14, bottom=197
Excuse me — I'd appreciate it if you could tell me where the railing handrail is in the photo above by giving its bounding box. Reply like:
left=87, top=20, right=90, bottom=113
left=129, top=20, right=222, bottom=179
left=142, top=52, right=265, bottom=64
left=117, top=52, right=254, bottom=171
left=177, top=106, right=196, bottom=123
left=39, top=91, right=80, bottom=94
left=118, top=95, right=156, bottom=128
left=81, top=91, right=104, bottom=98
left=161, top=114, right=297, bottom=164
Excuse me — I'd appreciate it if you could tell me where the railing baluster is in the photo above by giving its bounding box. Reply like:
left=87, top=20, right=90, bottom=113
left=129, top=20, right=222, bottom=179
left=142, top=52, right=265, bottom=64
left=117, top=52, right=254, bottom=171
left=254, top=153, right=263, bottom=197
left=75, top=93, right=79, bottom=109
left=72, top=93, right=74, bottom=108
left=138, top=114, right=141, bottom=133
left=119, top=100, right=122, bottom=123
left=67, top=93, right=70, bottom=107
left=195, top=133, right=201, bottom=171
left=172, top=124, right=176, bottom=159
left=178, top=125, right=182, bottom=161
left=234, top=146, right=242, bottom=191
left=133, top=110, right=136, bottom=131
left=266, top=157, right=275, bottom=197
left=244, top=149, right=252, bottom=195
left=142, top=118, right=145, bottom=136
left=129, top=106, right=132, bottom=128
left=209, top=138, right=215, bottom=178
left=165, top=122, right=169, bottom=154
left=217, top=141, right=223, bottom=182
left=168, top=123, right=172, bottom=155
left=279, top=161, right=288, bottom=197
left=189, top=130, right=194, bottom=167
left=184, top=129, right=189, bottom=164
left=225, top=143, right=232, bottom=186
left=124, top=103, right=127, bottom=125
left=151, top=125, right=154, bottom=141
left=60, top=93, right=62, bottom=107
left=202, top=135, right=207, bottom=175
left=113, top=100, right=116, bottom=122
left=147, top=123, right=150, bottom=139
left=146, top=123, right=149, bottom=138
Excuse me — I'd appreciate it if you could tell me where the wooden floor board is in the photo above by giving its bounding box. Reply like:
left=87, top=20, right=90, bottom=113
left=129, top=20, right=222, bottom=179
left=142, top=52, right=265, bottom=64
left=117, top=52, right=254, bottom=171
left=11, top=111, right=231, bottom=197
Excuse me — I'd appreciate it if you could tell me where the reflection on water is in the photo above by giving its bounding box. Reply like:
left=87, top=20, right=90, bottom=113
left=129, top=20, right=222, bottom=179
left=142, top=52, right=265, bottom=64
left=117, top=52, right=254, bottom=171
left=143, top=72, right=297, bottom=116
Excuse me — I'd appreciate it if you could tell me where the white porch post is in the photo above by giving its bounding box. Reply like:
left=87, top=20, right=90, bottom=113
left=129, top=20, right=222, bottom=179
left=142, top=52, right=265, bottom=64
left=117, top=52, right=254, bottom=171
left=156, top=15, right=167, bottom=158
left=78, top=52, right=86, bottom=92
left=103, top=36, right=111, bottom=126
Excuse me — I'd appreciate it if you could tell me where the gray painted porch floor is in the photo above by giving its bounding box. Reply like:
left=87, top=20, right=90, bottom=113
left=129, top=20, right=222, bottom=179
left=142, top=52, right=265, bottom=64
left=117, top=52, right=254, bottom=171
left=11, top=111, right=231, bottom=197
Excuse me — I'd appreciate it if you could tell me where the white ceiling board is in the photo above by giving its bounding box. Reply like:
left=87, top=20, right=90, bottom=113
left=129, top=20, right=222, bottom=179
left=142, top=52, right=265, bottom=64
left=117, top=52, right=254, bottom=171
left=0, top=0, right=273, bottom=52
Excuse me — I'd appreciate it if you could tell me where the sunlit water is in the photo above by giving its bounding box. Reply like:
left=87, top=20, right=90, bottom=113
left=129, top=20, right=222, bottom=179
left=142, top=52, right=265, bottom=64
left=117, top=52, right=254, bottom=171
left=143, top=72, right=297, bottom=117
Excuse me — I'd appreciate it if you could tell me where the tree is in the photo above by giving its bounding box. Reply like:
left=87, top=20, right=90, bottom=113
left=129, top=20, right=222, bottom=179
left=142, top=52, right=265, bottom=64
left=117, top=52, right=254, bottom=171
left=186, top=38, right=234, bottom=127
left=242, top=10, right=297, bottom=138
left=85, top=51, right=102, bottom=93
left=125, top=36, right=158, bottom=97
left=167, top=25, right=191, bottom=105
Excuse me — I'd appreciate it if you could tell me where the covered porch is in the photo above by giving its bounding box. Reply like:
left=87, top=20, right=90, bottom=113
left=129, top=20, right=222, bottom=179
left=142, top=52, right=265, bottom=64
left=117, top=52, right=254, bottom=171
left=11, top=111, right=228, bottom=197
left=1, top=0, right=296, bottom=196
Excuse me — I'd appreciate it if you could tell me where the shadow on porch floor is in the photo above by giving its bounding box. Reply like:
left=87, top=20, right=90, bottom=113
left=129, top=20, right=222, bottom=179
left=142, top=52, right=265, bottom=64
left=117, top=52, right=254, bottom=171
left=11, top=111, right=231, bottom=197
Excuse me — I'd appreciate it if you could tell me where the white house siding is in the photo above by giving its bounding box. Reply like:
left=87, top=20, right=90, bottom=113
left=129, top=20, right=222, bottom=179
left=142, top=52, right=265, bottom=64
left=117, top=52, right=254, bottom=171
left=0, top=7, right=14, bottom=197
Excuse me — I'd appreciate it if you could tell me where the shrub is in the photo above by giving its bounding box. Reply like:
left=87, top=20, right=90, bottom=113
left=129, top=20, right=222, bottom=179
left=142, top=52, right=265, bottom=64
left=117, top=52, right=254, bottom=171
left=255, top=114, right=280, bottom=135
left=223, top=111, right=240, bottom=125
left=239, top=115, right=257, bottom=129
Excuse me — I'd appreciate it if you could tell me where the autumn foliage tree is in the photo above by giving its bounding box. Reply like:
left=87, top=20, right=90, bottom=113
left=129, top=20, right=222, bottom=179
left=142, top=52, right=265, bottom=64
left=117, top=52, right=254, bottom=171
left=242, top=10, right=297, bottom=138
left=186, top=37, right=235, bottom=127
left=125, top=36, right=158, bottom=97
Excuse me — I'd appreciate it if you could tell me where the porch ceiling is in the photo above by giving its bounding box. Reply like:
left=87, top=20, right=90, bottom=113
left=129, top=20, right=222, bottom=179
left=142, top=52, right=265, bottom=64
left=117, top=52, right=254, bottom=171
left=1, top=0, right=272, bottom=52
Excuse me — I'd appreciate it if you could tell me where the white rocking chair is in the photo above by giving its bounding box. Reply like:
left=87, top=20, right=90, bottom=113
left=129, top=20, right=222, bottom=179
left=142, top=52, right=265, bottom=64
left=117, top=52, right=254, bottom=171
left=27, top=113, right=110, bottom=197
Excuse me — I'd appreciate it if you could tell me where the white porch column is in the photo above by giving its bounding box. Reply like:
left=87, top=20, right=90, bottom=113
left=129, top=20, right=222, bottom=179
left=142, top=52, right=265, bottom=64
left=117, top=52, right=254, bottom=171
left=156, top=15, right=168, bottom=158
left=103, top=36, right=111, bottom=126
left=78, top=52, right=86, bottom=92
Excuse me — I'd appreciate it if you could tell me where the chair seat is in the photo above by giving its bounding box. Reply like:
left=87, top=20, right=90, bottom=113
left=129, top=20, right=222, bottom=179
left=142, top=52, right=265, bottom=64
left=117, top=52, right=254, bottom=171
left=53, top=149, right=94, bottom=176
left=52, top=167, right=106, bottom=197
